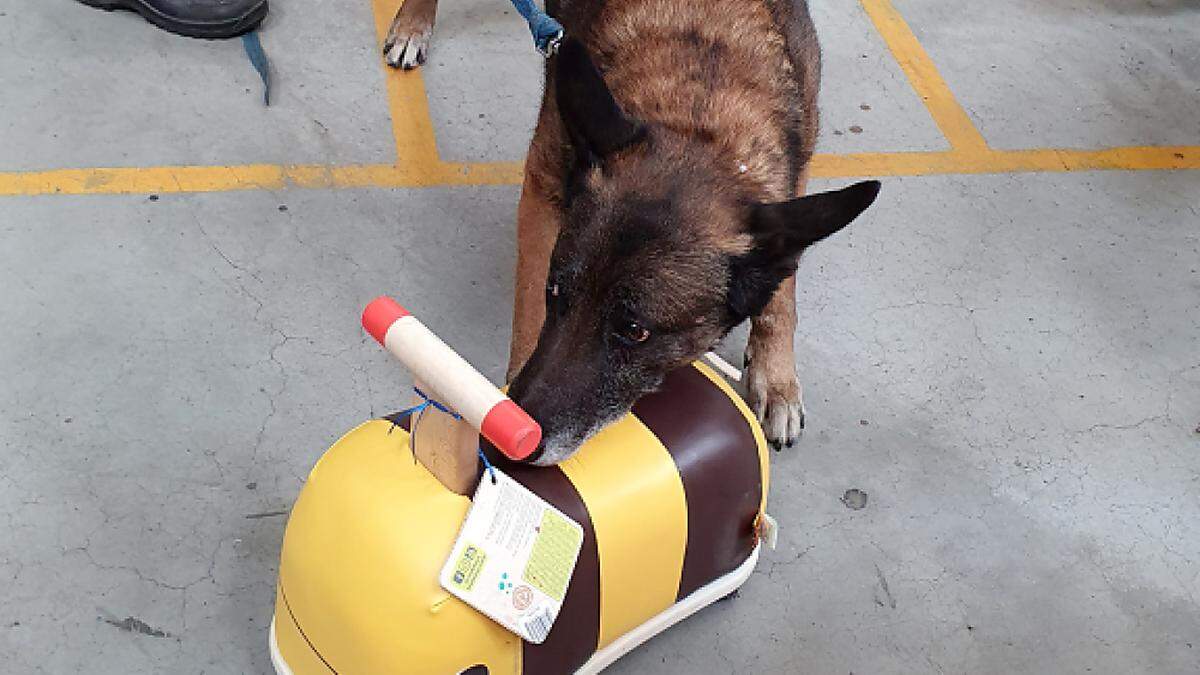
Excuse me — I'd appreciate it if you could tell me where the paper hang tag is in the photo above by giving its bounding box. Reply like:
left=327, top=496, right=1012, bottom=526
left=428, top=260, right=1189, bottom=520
left=439, top=467, right=584, bottom=644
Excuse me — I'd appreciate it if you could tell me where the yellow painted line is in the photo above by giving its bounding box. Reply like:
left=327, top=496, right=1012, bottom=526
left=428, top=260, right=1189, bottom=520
left=365, top=1, right=533, bottom=186
left=370, top=0, right=442, bottom=166
left=3, top=147, right=1198, bottom=196
left=990, top=146, right=1200, bottom=173
left=2, top=0, right=1194, bottom=198
left=0, top=164, right=389, bottom=196
left=859, top=0, right=989, bottom=152
left=429, top=161, right=525, bottom=185
left=0, top=162, right=526, bottom=196
left=0, top=164, right=283, bottom=196
left=812, top=146, right=1200, bottom=177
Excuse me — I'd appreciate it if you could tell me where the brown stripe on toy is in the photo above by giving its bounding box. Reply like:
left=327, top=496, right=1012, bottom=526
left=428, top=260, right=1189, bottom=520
left=484, top=445, right=602, bottom=675
left=632, top=364, right=763, bottom=600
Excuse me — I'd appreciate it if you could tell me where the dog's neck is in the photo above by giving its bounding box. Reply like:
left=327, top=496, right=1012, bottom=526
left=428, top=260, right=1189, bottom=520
left=586, top=0, right=805, bottom=202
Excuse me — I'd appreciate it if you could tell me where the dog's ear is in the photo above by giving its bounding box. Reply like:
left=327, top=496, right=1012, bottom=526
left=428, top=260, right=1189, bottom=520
left=727, top=181, right=881, bottom=320
left=555, top=37, right=644, bottom=163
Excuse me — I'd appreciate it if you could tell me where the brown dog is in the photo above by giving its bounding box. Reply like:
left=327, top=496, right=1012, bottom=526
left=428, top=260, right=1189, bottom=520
left=385, top=0, right=880, bottom=464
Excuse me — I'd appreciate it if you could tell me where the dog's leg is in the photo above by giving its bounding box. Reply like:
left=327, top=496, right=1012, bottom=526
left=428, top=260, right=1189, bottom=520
left=745, top=274, right=804, bottom=447
left=745, top=173, right=810, bottom=448
left=383, top=0, right=438, bottom=69
left=506, top=174, right=560, bottom=382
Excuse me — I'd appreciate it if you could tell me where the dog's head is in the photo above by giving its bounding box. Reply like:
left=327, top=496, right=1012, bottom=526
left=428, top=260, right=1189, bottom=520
left=509, top=39, right=881, bottom=465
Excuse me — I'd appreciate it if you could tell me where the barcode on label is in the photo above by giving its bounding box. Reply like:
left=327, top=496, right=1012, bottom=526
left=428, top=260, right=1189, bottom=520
left=522, top=607, right=554, bottom=644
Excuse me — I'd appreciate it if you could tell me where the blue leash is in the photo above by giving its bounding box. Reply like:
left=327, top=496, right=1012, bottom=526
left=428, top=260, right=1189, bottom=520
left=241, top=31, right=271, bottom=106
left=386, top=388, right=497, bottom=484
left=509, top=0, right=564, bottom=55
left=239, top=4, right=555, bottom=108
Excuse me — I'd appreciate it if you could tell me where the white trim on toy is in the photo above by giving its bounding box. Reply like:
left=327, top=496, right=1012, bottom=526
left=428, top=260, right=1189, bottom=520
left=269, top=617, right=296, bottom=675
left=269, top=544, right=760, bottom=675
left=576, top=543, right=760, bottom=674
left=702, top=351, right=743, bottom=382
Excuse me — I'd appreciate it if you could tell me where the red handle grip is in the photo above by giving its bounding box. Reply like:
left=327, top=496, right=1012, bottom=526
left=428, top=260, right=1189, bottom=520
left=361, top=296, right=541, bottom=460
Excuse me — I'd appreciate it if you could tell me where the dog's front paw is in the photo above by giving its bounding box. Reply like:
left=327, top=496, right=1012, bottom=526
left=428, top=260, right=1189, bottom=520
left=744, top=346, right=806, bottom=448
left=383, top=1, right=435, bottom=69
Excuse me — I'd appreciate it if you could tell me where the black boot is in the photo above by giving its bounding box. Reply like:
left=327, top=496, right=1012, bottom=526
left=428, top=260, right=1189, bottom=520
left=79, top=0, right=268, bottom=39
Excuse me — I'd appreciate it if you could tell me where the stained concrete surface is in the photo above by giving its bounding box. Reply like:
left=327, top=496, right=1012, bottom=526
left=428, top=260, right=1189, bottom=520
left=424, top=0, right=949, bottom=162
left=893, top=0, right=1200, bottom=149
left=2, top=0, right=1199, bottom=674
left=0, top=0, right=394, bottom=169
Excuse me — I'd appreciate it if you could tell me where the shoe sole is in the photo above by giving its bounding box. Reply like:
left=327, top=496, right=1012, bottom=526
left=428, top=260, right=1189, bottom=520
left=79, top=0, right=268, bottom=39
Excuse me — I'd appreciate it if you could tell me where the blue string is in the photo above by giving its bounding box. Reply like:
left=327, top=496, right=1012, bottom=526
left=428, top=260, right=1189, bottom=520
left=478, top=447, right=498, bottom=485
left=508, top=0, right=563, bottom=55
left=387, top=388, right=497, bottom=484
left=412, top=387, right=461, bottom=419
left=384, top=400, right=432, bottom=434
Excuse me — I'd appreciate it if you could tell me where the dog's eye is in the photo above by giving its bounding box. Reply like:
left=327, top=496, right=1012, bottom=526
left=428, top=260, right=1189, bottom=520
left=616, top=321, right=651, bottom=345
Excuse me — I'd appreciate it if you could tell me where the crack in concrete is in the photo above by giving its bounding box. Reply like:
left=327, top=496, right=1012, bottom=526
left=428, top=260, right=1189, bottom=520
left=758, top=544, right=816, bottom=581
left=874, top=563, right=898, bottom=609
left=248, top=329, right=310, bottom=473
left=68, top=535, right=224, bottom=596
left=188, top=212, right=304, bottom=490
left=194, top=219, right=263, bottom=285
left=1071, top=414, right=1168, bottom=435
left=244, top=510, right=288, bottom=519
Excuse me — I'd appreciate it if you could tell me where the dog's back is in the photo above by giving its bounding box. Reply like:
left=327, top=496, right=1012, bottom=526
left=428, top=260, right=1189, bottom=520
left=538, top=0, right=820, bottom=203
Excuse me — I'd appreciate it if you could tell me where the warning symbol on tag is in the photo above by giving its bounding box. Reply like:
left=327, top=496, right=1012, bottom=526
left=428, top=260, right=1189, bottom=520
left=449, top=544, right=487, bottom=591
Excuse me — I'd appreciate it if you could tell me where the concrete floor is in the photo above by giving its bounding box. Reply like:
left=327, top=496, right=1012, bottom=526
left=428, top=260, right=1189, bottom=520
left=2, top=0, right=1198, bottom=673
